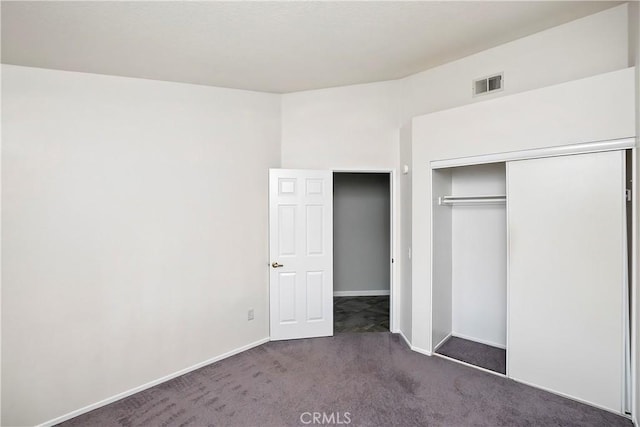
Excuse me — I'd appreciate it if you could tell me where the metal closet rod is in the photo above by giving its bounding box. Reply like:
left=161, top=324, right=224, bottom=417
left=438, top=195, right=506, bottom=206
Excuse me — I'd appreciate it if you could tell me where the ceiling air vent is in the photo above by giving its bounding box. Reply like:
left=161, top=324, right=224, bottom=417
left=473, top=73, right=503, bottom=96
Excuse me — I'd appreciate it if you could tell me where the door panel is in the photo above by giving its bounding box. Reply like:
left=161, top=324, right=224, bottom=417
left=269, top=169, right=333, bottom=340
left=507, top=150, right=625, bottom=412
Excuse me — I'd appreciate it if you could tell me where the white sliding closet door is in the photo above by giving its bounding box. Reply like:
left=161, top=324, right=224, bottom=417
left=507, top=150, right=626, bottom=413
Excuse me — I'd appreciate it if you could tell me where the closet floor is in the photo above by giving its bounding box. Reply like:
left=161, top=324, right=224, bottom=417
left=437, top=336, right=506, bottom=374
left=334, top=296, right=389, bottom=333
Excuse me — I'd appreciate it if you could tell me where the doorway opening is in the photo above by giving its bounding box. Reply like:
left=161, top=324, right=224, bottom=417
left=332, top=172, right=392, bottom=333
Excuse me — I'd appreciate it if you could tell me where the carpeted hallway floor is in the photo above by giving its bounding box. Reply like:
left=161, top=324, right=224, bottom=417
left=334, top=296, right=389, bottom=333
left=58, top=332, right=631, bottom=427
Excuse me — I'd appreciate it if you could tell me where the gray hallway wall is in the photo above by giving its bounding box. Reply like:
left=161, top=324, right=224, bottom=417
left=333, top=173, right=390, bottom=295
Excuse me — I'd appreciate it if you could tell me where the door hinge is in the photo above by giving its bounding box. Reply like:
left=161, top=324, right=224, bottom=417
left=626, top=189, right=632, bottom=202
left=391, top=258, right=394, bottom=263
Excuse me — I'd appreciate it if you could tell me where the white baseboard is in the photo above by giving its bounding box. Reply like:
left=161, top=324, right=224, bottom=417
left=395, top=330, right=432, bottom=360
left=410, top=345, right=432, bottom=357
left=433, top=353, right=506, bottom=378
left=333, top=290, right=390, bottom=297
left=433, top=332, right=452, bottom=353
left=397, top=330, right=411, bottom=348
left=37, top=337, right=270, bottom=427
left=451, top=332, right=506, bottom=350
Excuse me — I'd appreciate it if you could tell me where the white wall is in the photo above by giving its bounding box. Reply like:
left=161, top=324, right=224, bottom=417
left=411, top=67, right=636, bottom=353
left=451, top=164, right=506, bottom=348
left=401, top=4, right=629, bottom=124
left=1, top=65, right=280, bottom=426
left=333, top=173, right=390, bottom=294
left=281, top=80, right=400, bottom=170
left=630, top=1, right=639, bottom=67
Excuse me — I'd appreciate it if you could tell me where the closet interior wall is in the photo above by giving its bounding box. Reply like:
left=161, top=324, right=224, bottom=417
left=432, top=168, right=452, bottom=349
left=432, top=163, right=507, bottom=352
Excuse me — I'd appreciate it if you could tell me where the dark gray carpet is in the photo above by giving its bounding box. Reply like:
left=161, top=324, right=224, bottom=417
left=437, top=336, right=507, bottom=375
left=334, top=296, right=389, bottom=333
left=58, top=333, right=631, bottom=427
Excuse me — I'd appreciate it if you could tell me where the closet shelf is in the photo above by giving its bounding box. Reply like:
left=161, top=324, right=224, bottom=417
left=438, top=195, right=506, bottom=206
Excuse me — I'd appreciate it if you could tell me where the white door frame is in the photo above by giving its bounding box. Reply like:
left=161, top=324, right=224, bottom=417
left=333, top=168, right=397, bottom=333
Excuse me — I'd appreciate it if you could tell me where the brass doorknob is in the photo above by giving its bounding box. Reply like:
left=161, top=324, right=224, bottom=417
left=271, top=262, right=284, bottom=268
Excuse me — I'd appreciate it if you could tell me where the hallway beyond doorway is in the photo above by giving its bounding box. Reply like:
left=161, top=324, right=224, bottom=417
left=334, top=296, right=389, bottom=333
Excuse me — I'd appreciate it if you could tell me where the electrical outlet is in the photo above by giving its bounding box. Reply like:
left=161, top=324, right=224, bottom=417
left=248, top=309, right=254, bottom=321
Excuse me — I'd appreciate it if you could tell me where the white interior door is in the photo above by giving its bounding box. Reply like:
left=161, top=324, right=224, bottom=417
left=507, top=150, right=626, bottom=413
left=269, top=169, right=333, bottom=341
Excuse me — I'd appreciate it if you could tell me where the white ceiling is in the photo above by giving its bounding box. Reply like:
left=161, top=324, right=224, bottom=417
left=1, top=1, right=623, bottom=93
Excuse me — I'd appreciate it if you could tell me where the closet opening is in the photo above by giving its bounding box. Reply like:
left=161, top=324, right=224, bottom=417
left=333, top=172, right=391, bottom=334
left=432, top=162, right=507, bottom=375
